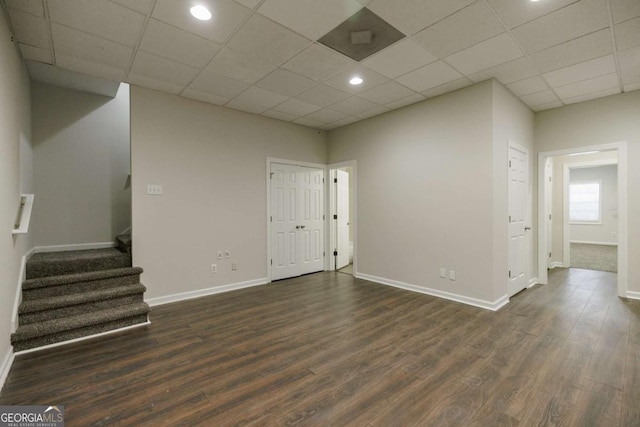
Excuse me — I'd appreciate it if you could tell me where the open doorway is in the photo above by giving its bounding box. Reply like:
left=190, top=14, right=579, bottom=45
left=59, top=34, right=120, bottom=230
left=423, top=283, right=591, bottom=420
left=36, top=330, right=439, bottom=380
left=329, top=162, right=356, bottom=275
left=538, top=143, right=628, bottom=298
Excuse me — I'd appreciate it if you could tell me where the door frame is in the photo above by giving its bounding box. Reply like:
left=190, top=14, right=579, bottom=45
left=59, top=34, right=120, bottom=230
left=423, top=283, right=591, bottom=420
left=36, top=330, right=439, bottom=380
left=562, top=158, right=618, bottom=269
left=329, top=160, right=357, bottom=274
left=507, top=141, right=531, bottom=296
left=537, top=142, right=628, bottom=298
left=266, top=158, right=329, bottom=281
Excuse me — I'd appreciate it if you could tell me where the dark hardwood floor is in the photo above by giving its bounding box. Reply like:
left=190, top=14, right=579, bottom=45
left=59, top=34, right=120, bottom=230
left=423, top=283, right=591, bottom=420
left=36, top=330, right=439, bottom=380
left=1, top=268, right=639, bottom=426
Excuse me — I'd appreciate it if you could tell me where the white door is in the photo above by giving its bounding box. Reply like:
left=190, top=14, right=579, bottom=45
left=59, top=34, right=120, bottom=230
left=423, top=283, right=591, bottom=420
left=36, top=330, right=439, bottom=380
left=336, top=169, right=350, bottom=269
left=544, top=158, right=553, bottom=268
left=508, top=144, right=529, bottom=297
left=271, top=163, right=324, bottom=280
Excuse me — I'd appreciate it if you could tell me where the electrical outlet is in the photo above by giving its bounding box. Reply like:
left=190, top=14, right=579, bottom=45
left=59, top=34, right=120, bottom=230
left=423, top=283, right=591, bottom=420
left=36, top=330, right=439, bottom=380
left=224, top=249, right=231, bottom=259
left=449, top=270, right=456, bottom=281
left=210, top=264, right=217, bottom=274
left=439, top=268, right=446, bottom=278
left=216, top=250, right=223, bottom=260
left=146, top=184, right=163, bottom=195
left=232, top=261, right=238, bottom=271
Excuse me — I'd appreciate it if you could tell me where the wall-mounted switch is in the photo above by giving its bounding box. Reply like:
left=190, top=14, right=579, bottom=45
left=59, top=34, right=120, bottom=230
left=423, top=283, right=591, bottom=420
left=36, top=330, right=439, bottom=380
left=211, top=264, right=217, bottom=274
left=147, top=184, right=163, bottom=195
left=439, top=268, right=446, bottom=278
left=232, top=262, right=238, bottom=271
left=449, top=270, right=456, bottom=281
left=216, top=250, right=223, bottom=260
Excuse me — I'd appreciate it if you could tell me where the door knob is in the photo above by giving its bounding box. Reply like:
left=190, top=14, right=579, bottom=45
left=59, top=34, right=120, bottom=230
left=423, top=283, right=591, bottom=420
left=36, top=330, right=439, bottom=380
left=296, top=225, right=301, bottom=229
left=525, top=226, right=531, bottom=231
left=300, top=225, right=306, bottom=229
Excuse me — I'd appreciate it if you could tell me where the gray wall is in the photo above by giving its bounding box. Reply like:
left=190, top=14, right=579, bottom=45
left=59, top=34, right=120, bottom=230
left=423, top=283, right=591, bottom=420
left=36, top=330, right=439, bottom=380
left=31, top=82, right=131, bottom=247
left=0, top=11, right=32, bottom=381
left=131, top=87, right=328, bottom=300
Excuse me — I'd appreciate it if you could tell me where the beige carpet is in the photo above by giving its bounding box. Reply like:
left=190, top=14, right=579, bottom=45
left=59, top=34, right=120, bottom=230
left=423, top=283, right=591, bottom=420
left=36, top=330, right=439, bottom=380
left=570, top=243, right=617, bottom=273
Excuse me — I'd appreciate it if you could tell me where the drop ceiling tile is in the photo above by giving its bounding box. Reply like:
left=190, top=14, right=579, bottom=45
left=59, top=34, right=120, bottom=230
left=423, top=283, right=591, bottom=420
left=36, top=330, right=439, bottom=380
left=262, top=109, right=299, bottom=122
left=48, top=0, right=145, bottom=46
left=486, top=0, right=577, bottom=29
left=421, top=77, right=471, bottom=98
left=618, top=45, right=640, bottom=82
left=554, top=73, right=619, bottom=100
left=305, top=108, right=344, bottom=123
left=324, top=66, right=389, bottom=94
left=189, top=69, right=250, bottom=98
left=506, top=76, right=548, bottom=97
left=131, top=51, right=200, bottom=86
left=331, top=96, right=379, bottom=115
left=257, top=0, right=363, bottom=40
left=563, top=86, right=621, bottom=104
left=413, top=2, right=504, bottom=59
left=8, top=9, right=50, bottom=49
left=396, top=61, right=462, bottom=92
left=384, top=93, right=425, bottom=109
left=227, top=14, right=311, bottom=66
left=109, top=0, right=154, bottom=14
left=225, top=99, right=270, bottom=114
left=511, top=0, right=609, bottom=54
left=18, top=44, right=52, bottom=64
left=153, top=0, right=250, bottom=44
left=544, top=55, right=616, bottom=88
left=615, top=17, right=640, bottom=51
left=444, top=33, right=523, bottom=75
left=281, top=43, right=354, bottom=82
left=52, top=23, right=133, bottom=69
left=359, top=80, right=416, bottom=104
left=295, top=84, right=352, bottom=106
left=531, top=101, right=563, bottom=112
left=468, top=57, right=537, bottom=84
left=293, top=117, right=328, bottom=128
left=356, top=105, right=389, bottom=119
left=610, top=0, right=640, bottom=24
left=520, top=90, right=560, bottom=108
left=235, top=0, right=261, bottom=9
left=181, top=88, right=229, bottom=106
left=127, top=73, right=184, bottom=94
left=273, top=98, right=322, bottom=116
left=6, top=0, right=44, bottom=17
left=57, top=53, right=125, bottom=81
left=361, top=39, right=437, bottom=79
left=233, top=86, right=289, bottom=109
left=332, top=116, right=361, bottom=127
left=367, top=0, right=475, bottom=35
left=206, top=47, right=276, bottom=84
left=256, top=69, right=317, bottom=97
left=139, top=19, right=221, bottom=68
left=529, top=29, right=612, bottom=73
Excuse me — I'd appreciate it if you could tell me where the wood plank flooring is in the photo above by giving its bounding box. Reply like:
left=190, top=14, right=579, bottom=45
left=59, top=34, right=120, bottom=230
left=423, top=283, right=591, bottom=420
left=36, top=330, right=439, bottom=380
left=1, top=268, right=639, bottom=426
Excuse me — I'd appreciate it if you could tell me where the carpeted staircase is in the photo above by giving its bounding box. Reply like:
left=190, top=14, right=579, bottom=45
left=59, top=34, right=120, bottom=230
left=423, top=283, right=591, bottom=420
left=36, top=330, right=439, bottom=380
left=11, top=234, right=149, bottom=352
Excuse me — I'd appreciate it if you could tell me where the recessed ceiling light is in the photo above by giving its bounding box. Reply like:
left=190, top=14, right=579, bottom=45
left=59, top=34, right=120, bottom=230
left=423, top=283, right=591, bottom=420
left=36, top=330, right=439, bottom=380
left=349, top=76, right=363, bottom=85
left=190, top=5, right=212, bottom=21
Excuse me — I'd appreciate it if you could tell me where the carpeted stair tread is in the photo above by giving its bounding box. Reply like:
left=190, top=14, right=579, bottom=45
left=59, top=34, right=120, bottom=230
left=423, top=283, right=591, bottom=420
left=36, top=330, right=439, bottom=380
left=12, top=303, right=150, bottom=343
left=26, top=248, right=132, bottom=279
left=19, top=283, right=147, bottom=314
left=23, top=267, right=143, bottom=290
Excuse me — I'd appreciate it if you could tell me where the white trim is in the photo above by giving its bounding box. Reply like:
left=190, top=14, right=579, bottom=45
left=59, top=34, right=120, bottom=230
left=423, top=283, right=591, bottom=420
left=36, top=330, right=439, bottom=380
left=570, top=240, right=617, bottom=246
left=528, top=277, right=539, bottom=288
left=34, top=242, right=116, bottom=253
left=551, top=262, right=564, bottom=269
left=13, top=321, right=151, bottom=356
left=147, top=278, right=269, bottom=307
left=356, top=273, right=509, bottom=311
left=627, top=291, right=640, bottom=301
left=328, top=161, right=357, bottom=274
left=537, top=142, right=628, bottom=299
left=11, top=247, right=35, bottom=333
left=0, top=348, right=15, bottom=392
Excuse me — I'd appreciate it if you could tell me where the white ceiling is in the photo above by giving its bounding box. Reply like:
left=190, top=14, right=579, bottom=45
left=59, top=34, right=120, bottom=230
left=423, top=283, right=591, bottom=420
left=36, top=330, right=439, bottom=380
left=3, top=0, right=640, bottom=130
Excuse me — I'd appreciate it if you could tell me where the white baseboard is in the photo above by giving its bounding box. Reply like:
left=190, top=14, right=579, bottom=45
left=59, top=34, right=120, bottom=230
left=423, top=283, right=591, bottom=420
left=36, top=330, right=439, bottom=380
left=34, top=242, right=116, bottom=253
left=0, top=347, right=15, bottom=392
left=355, top=273, right=509, bottom=311
left=147, top=278, right=269, bottom=307
left=550, top=262, right=564, bottom=269
left=528, top=277, right=540, bottom=288
left=570, top=240, right=617, bottom=246
left=14, top=321, right=151, bottom=356
left=627, top=291, right=640, bottom=300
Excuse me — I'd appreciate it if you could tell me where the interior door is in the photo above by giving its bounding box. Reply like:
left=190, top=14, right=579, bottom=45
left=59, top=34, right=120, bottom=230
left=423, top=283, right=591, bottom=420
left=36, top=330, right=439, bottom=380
left=271, top=163, right=324, bottom=280
left=336, top=169, right=350, bottom=269
left=508, top=144, right=529, bottom=297
left=544, top=158, right=553, bottom=268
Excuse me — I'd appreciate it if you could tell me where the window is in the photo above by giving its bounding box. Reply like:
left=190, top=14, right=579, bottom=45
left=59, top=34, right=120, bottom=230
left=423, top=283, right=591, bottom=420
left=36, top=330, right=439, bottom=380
left=569, top=181, right=601, bottom=223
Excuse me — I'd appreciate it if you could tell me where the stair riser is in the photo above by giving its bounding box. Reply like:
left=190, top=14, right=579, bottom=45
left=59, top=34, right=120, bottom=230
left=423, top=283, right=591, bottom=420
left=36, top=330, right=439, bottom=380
left=12, top=315, right=149, bottom=352
left=20, top=294, right=144, bottom=325
left=23, top=275, right=141, bottom=300
left=26, top=255, right=132, bottom=280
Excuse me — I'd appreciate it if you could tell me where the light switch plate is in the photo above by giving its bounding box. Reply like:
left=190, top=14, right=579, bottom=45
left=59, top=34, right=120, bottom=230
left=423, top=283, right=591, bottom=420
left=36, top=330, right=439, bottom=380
left=147, top=184, right=163, bottom=195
